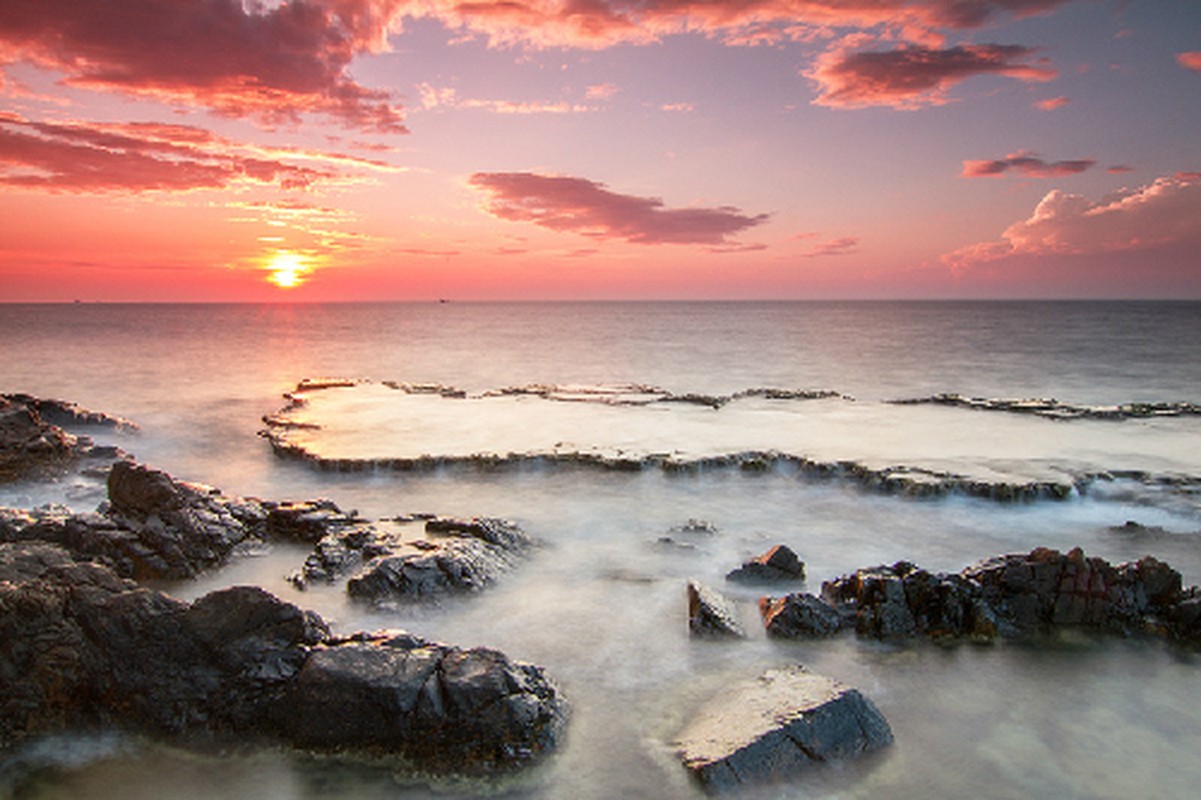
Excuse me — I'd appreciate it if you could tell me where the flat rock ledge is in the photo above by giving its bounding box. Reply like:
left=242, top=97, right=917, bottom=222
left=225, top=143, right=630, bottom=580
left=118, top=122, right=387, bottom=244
left=676, top=666, right=892, bottom=792
left=0, top=541, right=567, bottom=773
left=761, top=547, right=1201, bottom=644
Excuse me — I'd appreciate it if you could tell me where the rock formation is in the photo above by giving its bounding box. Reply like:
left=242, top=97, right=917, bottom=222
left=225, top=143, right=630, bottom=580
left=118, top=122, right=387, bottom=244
left=687, top=580, right=746, bottom=639
left=0, top=541, right=567, bottom=772
left=676, top=666, right=892, bottom=791
left=726, top=544, right=805, bottom=584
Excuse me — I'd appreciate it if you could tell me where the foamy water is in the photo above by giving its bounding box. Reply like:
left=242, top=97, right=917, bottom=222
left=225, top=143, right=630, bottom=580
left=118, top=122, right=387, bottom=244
left=2, top=301, right=1200, bottom=799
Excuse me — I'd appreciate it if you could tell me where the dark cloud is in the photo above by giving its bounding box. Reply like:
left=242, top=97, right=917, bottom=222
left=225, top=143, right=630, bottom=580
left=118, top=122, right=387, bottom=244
left=469, top=172, right=769, bottom=245
left=809, top=43, right=1057, bottom=109
left=962, top=151, right=1095, bottom=178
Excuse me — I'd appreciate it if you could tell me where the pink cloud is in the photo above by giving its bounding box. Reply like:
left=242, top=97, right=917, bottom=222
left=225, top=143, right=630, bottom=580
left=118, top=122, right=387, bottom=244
left=0, top=112, right=375, bottom=192
left=426, top=2, right=1071, bottom=50
left=469, top=171, right=769, bottom=245
left=803, top=236, right=860, bottom=258
left=1176, top=52, right=1201, bottom=72
left=962, top=151, right=1095, bottom=178
left=586, top=82, right=620, bottom=99
left=415, top=83, right=594, bottom=114
left=1107, top=164, right=1134, bottom=174
left=0, top=0, right=406, bottom=132
left=943, top=173, right=1201, bottom=272
left=1034, top=95, right=1069, bottom=110
left=809, top=42, right=1057, bottom=109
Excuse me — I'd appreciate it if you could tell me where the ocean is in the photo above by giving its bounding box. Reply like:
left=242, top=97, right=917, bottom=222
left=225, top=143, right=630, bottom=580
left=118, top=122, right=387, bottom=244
left=2, top=300, right=1200, bottom=799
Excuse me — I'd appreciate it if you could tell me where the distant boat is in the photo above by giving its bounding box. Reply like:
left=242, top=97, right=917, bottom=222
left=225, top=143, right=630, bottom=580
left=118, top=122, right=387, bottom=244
left=438, top=298, right=449, bottom=304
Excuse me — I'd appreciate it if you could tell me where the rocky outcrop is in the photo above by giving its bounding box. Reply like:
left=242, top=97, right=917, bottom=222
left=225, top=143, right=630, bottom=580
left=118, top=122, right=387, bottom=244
left=687, top=580, right=745, bottom=639
left=675, top=666, right=892, bottom=791
left=0, top=394, right=134, bottom=482
left=287, top=514, right=536, bottom=602
left=0, top=541, right=567, bottom=772
left=760, top=547, right=1201, bottom=644
left=726, top=544, right=805, bottom=584
left=890, top=393, right=1201, bottom=421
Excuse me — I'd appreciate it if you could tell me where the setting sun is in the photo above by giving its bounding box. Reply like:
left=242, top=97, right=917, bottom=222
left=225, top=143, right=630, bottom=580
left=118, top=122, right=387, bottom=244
left=265, top=251, right=309, bottom=289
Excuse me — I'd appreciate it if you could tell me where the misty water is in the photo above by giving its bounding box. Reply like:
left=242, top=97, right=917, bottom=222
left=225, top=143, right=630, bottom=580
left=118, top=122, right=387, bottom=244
left=2, top=301, right=1200, bottom=799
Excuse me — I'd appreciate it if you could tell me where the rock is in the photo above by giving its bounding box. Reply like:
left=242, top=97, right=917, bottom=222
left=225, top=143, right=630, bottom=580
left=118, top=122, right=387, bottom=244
left=687, top=580, right=745, bottom=639
left=277, top=631, right=567, bottom=771
left=0, top=542, right=568, bottom=772
left=815, top=548, right=1194, bottom=643
left=760, top=593, right=843, bottom=638
left=344, top=517, right=534, bottom=603
left=726, top=544, right=805, bottom=584
left=675, top=666, right=892, bottom=791
left=0, top=396, right=80, bottom=481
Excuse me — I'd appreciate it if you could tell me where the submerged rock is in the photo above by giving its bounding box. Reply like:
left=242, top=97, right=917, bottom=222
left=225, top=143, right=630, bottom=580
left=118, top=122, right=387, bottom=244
left=675, top=666, right=892, bottom=791
left=687, top=580, right=746, bottom=639
left=726, top=544, right=805, bottom=584
left=0, top=541, right=567, bottom=772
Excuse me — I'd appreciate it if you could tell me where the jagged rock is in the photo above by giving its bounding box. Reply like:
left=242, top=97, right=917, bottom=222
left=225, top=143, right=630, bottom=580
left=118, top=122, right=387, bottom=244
left=726, top=545, right=805, bottom=584
left=264, top=499, right=363, bottom=544
left=344, top=517, right=534, bottom=603
left=814, top=547, right=1197, bottom=643
left=0, top=542, right=567, bottom=772
left=687, top=580, right=745, bottom=639
left=0, top=396, right=80, bottom=481
left=760, top=593, right=843, bottom=638
left=675, top=666, right=892, bottom=791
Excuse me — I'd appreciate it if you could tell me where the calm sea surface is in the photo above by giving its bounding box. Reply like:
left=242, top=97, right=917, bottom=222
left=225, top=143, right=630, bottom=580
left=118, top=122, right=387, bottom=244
left=2, top=301, right=1200, bottom=799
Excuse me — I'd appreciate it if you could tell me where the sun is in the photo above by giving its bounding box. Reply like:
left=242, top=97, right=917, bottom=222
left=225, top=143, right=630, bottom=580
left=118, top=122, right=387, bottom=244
left=265, top=251, right=310, bottom=289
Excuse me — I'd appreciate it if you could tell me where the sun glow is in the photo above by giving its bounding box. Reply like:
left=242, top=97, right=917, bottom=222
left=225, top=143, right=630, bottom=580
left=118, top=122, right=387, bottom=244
left=265, top=251, right=311, bottom=289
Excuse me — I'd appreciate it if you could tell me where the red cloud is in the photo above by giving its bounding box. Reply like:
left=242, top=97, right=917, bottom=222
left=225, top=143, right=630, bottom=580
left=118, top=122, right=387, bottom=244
left=1034, top=95, right=1069, bottom=110
left=0, top=0, right=405, bottom=132
left=0, top=112, right=335, bottom=192
left=1177, top=52, right=1201, bottom=72
left=469, top=172, right=769, bottom=245
left=803, top=236, right=860, bottom=258
left=424, top=1, right=1070, bottom=49
left=962, top=151, right=1095, bottom=178
left=809, top=42, right=1057, bottom=108
left=943, top=173, right=1201, bottom=272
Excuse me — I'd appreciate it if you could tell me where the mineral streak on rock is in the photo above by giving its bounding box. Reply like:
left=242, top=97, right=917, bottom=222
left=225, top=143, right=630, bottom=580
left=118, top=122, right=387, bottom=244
left=676, top=666, right=892, bottom=791
left=0, top=542, right=568, bottom=773
left=687, top=580, right=746, bottom=639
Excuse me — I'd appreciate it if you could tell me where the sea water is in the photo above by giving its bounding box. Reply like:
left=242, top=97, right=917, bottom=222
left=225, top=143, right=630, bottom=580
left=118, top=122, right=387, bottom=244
left=1, top=301, right=1200, bottom=799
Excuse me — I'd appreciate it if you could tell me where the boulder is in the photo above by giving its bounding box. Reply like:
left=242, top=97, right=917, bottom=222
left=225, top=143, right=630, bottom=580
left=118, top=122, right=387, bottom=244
left=687, top=580, right=746, bottom=639
left=0, top=396, right=80, bottom=481
left=0, top=541, right=568, bottom=772
left=676, top=666, right=892, bottom=791
left=344, top=517, right=534, bottom=603
left=726, top=544, right=805, bottom=584
left=760, top=593, right=843, bottom=638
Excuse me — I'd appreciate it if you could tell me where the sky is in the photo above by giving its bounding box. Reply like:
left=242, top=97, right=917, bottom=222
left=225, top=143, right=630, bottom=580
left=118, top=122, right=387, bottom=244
left=1, top=0, right=1200, bottom=302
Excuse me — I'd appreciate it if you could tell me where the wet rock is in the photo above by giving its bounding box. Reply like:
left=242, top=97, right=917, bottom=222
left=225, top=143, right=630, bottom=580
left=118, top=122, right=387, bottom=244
left=344, top=517, right=535, bottom=603
left=676, top=666, right=892, bottom=791
left=0, top=396, right=80, bottom=481
left=687, top=580, right=745, bottom=639
left=815, top=548, right=1195, bottom=643
left=726, top=545, right=805, bottom=584
left=760, top=593, right=844, bottom=638
left=0, top=542, right=567, bottom=772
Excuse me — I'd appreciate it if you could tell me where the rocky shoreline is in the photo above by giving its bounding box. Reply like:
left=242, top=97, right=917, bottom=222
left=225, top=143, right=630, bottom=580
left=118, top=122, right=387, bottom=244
left=5, top=393, right=1201, bottom=793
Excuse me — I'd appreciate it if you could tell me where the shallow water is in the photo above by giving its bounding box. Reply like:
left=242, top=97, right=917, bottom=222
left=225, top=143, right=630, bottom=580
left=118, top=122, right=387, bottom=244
left=2, top=301, right=1201, bottom=799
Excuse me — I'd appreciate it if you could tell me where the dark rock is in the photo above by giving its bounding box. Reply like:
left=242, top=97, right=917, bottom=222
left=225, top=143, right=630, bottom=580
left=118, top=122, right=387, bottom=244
left=687, top=580, right=745, bottom=639
left=0, top=542, right=567, bottom=772
left=0, top=396, right=80, bottom=481
left=760, top=593, right=843, bottom=638
left=814, top=547, right=1196, bottom=643
left=676, top=666, right=892, bottom=791
left=342, top=517, right=534, bottom=603
left=726, top=545, right=805, bottom=584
